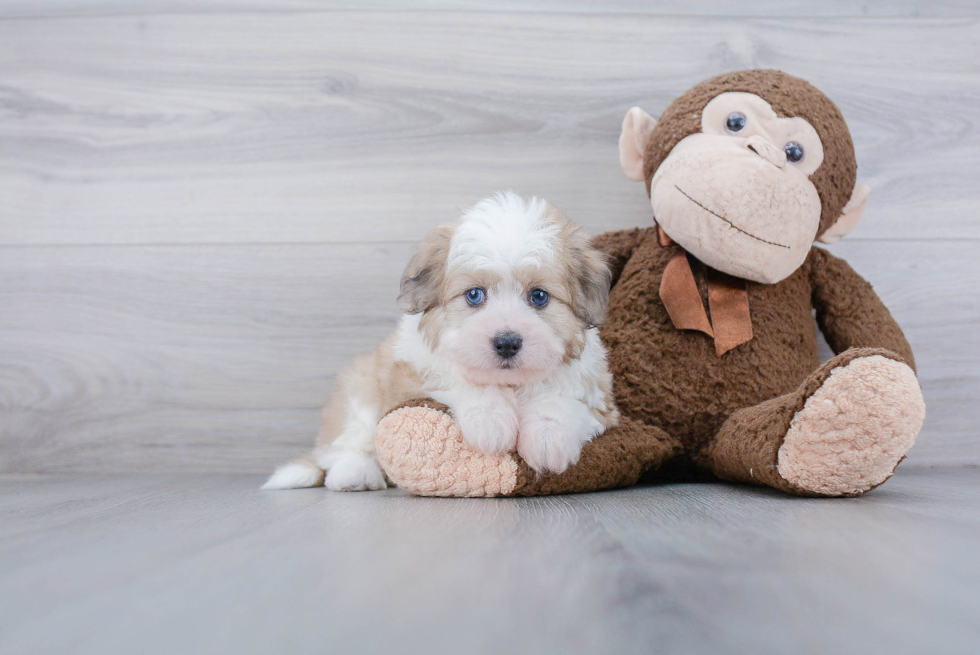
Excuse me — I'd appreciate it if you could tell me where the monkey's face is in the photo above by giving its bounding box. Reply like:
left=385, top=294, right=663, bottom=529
left=650, top=92, right=826, bottom=284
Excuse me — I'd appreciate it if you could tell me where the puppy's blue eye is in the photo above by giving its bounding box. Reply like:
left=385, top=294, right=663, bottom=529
left=529, top=289, right=549, bottom=307
left=784, top=142, right=804, bottom=163
left=725, top=112, right=747, bottom=134
left=465, top=288, right=485, bottom=306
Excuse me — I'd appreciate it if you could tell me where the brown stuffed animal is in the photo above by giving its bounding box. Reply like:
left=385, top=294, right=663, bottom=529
left=375, top=69, right=926, bottom=498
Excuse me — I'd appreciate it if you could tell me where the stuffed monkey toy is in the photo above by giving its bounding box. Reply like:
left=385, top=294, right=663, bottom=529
left=375, top=69, right=926, bottom=498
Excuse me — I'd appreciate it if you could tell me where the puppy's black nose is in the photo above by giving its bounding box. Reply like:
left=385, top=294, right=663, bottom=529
left=493, top=332, right=523, bottom=359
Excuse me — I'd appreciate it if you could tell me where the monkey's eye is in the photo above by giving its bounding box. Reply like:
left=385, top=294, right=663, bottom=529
left=783, top=142, right=804, bottom=163
left=529, top=289, right=549, bottom=307
left=725, top=112, right=747, bottom=134
left=465, top=288, right=486, bottom=306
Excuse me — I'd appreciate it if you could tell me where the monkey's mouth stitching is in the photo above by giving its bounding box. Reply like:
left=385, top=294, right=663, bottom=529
left=673, top=185, right=791, bottom=249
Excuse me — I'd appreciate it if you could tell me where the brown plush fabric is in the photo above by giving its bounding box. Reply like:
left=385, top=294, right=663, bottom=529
left=508, top=416, right=683, bottom=496
left=643, top=69, right=857, bottom=238
left=603, top=228, right=820, bottom=453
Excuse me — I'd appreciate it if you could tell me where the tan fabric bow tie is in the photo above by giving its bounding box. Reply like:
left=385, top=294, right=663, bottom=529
left=657, top=225, right=753, bottom=356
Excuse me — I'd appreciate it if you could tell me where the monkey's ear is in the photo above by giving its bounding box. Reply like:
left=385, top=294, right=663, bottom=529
left=817, top=184, right=871, bottom=244
left=619, top=107, right=657, bottom=181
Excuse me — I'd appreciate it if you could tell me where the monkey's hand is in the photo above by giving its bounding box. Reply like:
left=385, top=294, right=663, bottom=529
left=809, top=247, right=916, bottom=371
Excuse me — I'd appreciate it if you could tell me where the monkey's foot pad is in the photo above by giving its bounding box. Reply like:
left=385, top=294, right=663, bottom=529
left=376, top=403, right=518, bottom=497
left=778, top=355, right=926, bottom=496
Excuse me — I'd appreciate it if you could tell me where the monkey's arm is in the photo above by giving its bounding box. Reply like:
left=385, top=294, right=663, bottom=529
left=808, top=247, right=915, bottom=371
left=590, top=227, right=645, bottom=287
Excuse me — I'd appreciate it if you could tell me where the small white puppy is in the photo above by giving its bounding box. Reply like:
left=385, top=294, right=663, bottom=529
left=263, top=192, right=619, bottom=491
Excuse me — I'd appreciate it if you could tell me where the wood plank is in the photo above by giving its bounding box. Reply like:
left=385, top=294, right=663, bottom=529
left=1, top=13, right=978, bottom=245
left=0, top=469, right=978, bottom=655
left=1, top=239, right=975, bottom=473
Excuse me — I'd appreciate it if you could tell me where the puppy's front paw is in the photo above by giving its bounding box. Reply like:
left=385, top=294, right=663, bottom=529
left=455, top=395, right=519, bottom=455
left=518, top=399, right=602, bottom=474
left=323, top=451, right=387, bottom=492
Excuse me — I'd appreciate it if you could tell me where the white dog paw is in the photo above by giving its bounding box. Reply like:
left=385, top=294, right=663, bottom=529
left=323, top=452, right=388, bottom=492
left=518, top=399, right=602, bottom=474
left=454, top=393, right=519, bottom=455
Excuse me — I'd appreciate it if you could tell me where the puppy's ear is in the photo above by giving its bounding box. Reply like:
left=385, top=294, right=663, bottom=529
left=398, top=223, right=454, bottom=314
left=553, top=211, right=612, bottom=328
left=572, top=244, right=613, bottom=328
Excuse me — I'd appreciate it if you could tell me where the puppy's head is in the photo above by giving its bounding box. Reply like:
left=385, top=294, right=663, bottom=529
left=399, top=192, right=611, bottom=386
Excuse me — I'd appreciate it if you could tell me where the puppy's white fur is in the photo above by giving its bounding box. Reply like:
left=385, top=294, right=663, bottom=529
left=263, top=192, right=619, bottom=491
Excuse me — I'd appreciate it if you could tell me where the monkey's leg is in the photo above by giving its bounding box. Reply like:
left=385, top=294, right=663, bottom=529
left=700, top=348, right=925, bottom=497
left=376, top=398, right=682, bottom=497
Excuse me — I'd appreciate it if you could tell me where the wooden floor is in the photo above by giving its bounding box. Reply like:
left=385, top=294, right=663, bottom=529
left=0, top=467, right=977, bottom=655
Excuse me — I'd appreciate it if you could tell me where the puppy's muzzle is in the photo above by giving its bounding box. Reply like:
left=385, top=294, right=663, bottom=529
left=493, top=332, right=523, bottom=360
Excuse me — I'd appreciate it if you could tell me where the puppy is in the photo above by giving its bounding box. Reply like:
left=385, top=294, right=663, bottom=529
left=262, top=192, right=619, bottom=491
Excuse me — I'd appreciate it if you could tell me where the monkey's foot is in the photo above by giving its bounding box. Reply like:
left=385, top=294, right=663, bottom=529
left=376, top=400, right=519, bottom=497
left=777, top=354, right=926, bottom=496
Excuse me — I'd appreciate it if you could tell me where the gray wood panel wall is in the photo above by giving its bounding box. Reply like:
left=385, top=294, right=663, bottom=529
left=1, top=2, right=978, bottom=473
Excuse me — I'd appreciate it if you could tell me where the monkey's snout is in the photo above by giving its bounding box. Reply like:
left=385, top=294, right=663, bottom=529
left=745, top=135, right=786, bottom=169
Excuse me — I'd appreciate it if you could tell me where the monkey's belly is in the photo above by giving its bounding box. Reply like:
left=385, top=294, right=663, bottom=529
left=602, top=296, right=821, bottom=455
